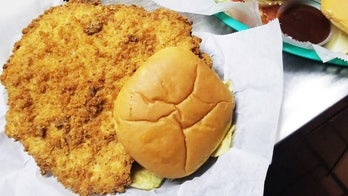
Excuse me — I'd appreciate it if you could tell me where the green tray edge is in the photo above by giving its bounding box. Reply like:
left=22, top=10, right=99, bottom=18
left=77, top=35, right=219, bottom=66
left=214, top=12, right=348, bottom=67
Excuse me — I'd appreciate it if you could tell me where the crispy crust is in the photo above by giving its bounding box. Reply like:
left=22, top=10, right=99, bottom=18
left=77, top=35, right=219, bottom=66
left=1, top=2, right=209, bottom=195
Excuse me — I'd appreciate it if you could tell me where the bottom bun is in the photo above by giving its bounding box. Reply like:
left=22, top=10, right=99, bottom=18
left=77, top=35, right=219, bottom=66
left=113, top=47, right=235, bottom=178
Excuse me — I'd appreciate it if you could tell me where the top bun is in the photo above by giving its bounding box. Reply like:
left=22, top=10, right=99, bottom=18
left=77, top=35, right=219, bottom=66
left=321, top=0, right=348, bottom=34
left=113, top=47, right=235, bottom=178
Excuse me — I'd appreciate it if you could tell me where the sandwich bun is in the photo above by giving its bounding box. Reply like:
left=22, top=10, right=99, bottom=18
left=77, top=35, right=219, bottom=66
left=321, top=0, right=348, bottom=34
left=113, top=47, right=235, bottom=178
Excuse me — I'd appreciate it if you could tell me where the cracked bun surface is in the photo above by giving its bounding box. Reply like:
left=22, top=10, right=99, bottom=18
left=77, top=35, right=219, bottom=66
left=113, top=47, right=235, bottom=178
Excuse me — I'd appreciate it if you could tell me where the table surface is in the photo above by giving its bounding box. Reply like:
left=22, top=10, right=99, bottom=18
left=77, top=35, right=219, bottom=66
left=278, top=53, right=348, bottom=141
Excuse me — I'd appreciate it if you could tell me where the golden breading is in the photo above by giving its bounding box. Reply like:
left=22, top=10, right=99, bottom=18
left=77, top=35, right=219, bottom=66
left=1, top=1, right=210, bottom=195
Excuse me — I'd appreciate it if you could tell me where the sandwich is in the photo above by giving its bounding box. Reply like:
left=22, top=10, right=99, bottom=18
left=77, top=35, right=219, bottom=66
left=113, top=47, right=235, bottom=179
left=321, top=0, right=348, bottom=34
left=321, top=0, right=348, bottom=54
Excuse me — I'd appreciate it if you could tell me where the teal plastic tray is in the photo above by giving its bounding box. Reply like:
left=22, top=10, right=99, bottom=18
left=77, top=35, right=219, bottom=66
left=215, top=12, right=348, bottom=66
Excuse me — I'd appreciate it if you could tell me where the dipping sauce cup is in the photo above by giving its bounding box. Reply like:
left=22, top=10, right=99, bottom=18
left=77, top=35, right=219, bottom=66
left=277, top=0, right=332, bottom=45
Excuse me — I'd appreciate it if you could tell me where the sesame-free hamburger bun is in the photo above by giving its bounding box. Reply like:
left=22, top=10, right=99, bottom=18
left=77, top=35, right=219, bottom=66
left=113, top=47, right=235, bottom=178
left=321, top=0, right=348, bottom=34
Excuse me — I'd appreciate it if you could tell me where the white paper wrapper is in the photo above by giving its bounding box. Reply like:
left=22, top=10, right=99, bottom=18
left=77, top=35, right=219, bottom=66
left=0, top=0, right=283, bottom=195
left=152, top=0, right=243, bottom=15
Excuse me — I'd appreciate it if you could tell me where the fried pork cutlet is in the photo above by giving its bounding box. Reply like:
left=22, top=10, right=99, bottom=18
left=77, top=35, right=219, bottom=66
left=0, top=1, right=211, bottom=195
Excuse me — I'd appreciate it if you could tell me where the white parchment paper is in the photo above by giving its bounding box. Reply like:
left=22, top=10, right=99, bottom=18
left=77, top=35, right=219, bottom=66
left=0, top=0, right=283, bottom=195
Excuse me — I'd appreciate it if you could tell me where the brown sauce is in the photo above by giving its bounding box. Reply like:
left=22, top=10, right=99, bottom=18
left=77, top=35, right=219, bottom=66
left=278, top=4, right=331, bottom=44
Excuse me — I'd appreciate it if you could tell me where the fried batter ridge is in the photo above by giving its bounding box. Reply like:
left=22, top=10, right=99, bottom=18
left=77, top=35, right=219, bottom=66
left=1, top=1, right=210, bottom=195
